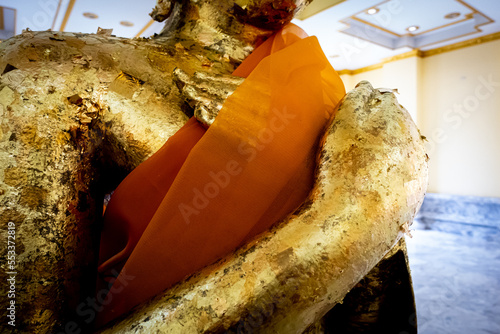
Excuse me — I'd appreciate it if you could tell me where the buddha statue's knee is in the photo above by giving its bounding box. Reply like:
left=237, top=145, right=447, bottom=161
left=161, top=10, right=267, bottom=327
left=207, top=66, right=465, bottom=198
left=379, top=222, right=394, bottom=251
left=0, top=34, right=108, bottom=333
left=0, top=29, right=184, bottom=332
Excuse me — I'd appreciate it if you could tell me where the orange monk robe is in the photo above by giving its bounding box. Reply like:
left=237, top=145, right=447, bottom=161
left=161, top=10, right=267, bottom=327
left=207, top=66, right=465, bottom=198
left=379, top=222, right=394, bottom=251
left=96, top=24, right=345, bottom=326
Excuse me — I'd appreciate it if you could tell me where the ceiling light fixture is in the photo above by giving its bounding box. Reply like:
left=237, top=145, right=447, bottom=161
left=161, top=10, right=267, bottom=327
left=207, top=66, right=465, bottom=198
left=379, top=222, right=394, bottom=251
left=83, top=12, right=98, bottom=19
left=120, top=21, right=134, bottom=27
left=445, top=12, right=460, bottom=19
left=366, top=8, right=379, bottom=15
left=406, top=25, right=419, bottom=33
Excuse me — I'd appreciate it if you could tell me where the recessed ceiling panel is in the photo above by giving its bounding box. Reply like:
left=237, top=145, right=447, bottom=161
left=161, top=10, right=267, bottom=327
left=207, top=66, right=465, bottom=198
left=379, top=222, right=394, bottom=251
left=357, top=0, right=472, bottom=36
left=340, top=0, right=494, bottom=49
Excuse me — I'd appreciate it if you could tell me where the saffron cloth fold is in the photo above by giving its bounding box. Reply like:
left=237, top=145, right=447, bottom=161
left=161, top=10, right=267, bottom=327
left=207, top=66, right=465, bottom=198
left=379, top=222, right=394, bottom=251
left=96, top=23, right=345, bottom=326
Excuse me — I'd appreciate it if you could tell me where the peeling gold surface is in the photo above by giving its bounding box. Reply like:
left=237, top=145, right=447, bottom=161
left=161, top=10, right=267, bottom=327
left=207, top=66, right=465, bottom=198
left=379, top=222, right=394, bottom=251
left=0, top=29, right=238, bottom=334
left=98, top=81, right=428, bottom=333
left=0, top=1, right=322, bottom=332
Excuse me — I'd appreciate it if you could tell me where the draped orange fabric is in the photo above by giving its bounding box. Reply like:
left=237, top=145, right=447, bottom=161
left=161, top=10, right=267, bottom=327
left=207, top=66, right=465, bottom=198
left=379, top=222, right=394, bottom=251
left=96, top=23, right=345, bottom=326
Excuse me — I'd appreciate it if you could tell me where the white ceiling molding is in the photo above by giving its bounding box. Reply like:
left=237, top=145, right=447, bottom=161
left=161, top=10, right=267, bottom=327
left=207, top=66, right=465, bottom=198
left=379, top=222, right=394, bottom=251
left=340, top=0, right=494, bottom=50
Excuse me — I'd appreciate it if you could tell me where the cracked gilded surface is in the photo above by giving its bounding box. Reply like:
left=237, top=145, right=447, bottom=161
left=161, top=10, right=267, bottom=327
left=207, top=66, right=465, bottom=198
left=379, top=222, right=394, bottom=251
left=0, top=1, right=319, bottom=332
left=0, top=29, right=237, bottom=333
left=98, top=81, right=428, bottom=333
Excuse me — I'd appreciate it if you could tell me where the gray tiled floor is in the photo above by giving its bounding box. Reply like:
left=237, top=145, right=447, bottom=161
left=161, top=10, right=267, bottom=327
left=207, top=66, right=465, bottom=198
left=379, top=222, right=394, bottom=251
left=406, top=229, right=500, bottom=334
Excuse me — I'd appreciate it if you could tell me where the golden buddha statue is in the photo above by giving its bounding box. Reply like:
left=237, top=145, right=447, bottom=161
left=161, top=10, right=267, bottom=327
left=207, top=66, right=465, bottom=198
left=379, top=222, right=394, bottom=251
left=0, top=0, right=427, bottom=333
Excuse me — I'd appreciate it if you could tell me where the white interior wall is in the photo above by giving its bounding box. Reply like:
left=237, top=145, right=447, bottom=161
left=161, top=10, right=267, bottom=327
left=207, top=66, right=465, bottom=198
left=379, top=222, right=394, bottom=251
left=420, top=40, right=500, bottom=198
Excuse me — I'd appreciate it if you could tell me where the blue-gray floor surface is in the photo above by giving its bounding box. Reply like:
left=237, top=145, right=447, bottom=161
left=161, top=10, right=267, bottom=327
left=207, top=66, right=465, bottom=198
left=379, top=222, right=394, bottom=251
left=406, top=229, right=500, bottom=334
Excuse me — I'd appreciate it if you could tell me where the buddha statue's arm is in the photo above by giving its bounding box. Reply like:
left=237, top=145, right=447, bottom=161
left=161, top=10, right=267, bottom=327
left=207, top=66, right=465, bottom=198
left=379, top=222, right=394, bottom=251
left=98, top=81, right=428, bottom=333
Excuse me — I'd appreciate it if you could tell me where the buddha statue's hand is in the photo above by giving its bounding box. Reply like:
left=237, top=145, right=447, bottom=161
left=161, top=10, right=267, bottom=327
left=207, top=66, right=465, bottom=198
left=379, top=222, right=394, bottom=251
left=150, top=0, right=174, bottom=22
left=173, top=68, right=245, bottom=126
